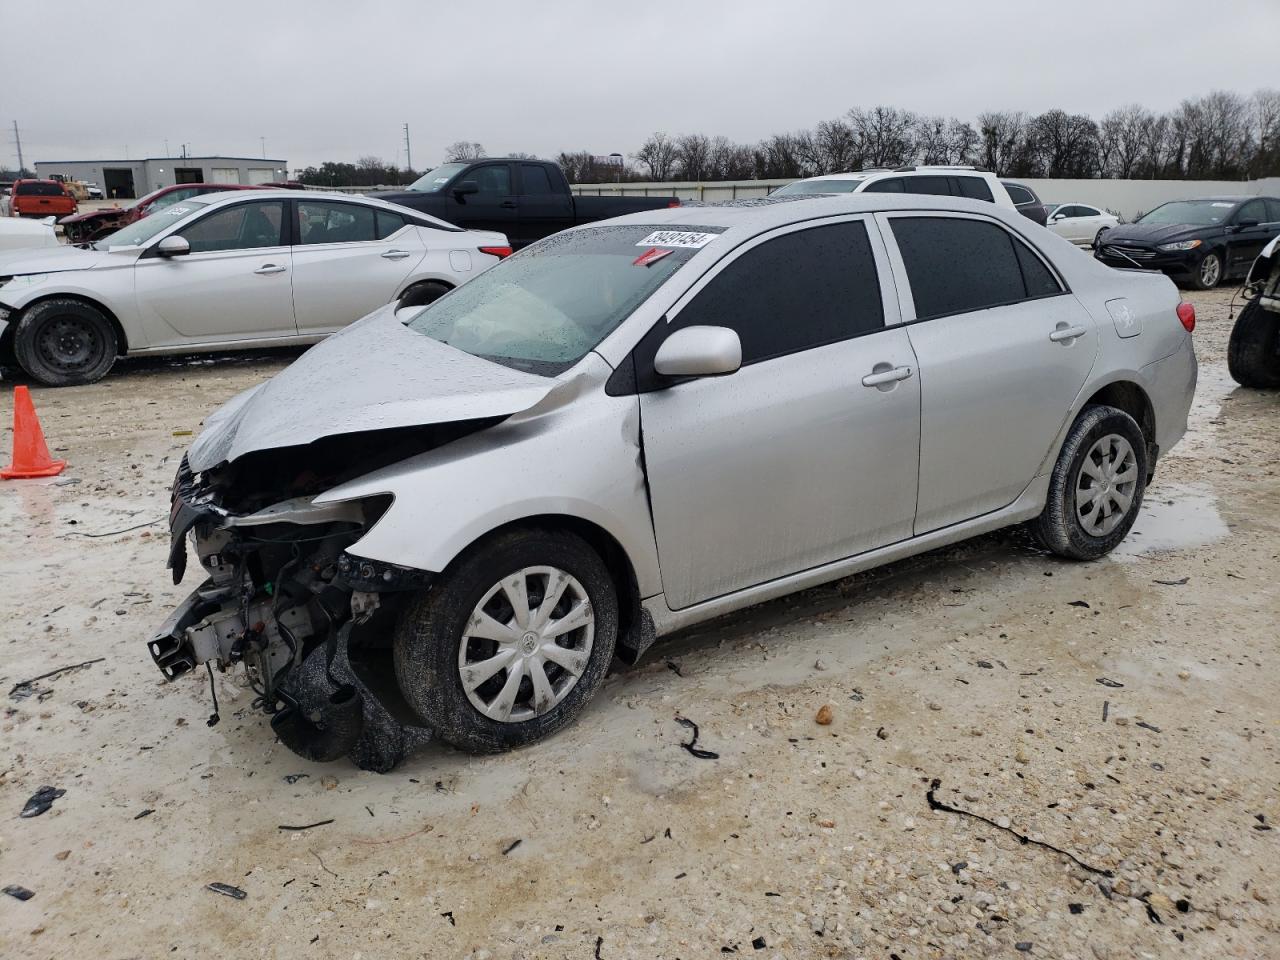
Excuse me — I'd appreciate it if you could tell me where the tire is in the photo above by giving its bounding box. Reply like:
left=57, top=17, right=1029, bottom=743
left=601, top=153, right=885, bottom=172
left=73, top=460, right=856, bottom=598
left=13, top=298, right=118, bottom=387
left=1092, top=228, right=1108, bottom=249
left=1227, top=300, right=1280, bottom=388
left=393, top=527, right=618, bottom=754
left=1188, top=250, right=1223, bottom=290
left=397, top=281, right=451, bottom=309
left=1031, top=405, right=1148, bottom=561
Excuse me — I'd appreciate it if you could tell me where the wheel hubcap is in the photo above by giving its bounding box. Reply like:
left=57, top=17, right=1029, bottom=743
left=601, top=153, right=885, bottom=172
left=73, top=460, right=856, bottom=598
left=1200, top=255, right=1220, bottom=286
left=1075, top=434, right=1138, bottom=537
left=37, top=316, right=100, bottom=372
left=458, top=566, right=594, bottom=723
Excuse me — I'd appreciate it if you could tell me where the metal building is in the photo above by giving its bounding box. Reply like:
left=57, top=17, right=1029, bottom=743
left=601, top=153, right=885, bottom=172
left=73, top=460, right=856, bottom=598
left=33, top=156, right=290, bottom=200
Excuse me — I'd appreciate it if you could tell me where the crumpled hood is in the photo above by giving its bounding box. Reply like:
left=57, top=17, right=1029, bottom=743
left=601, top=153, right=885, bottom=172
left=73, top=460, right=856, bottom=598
left=0, top=244, right=118, bottom=276
left=186, top=305, right=557, bottom=472
left=1101, top=222, right=1219, bottom=246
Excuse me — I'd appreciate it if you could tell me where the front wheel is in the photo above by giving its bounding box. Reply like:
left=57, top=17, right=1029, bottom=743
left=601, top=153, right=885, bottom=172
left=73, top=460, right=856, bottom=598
left=1188, top=250, right=1223, bottom=290
left=1227, top=300, right=1280, bottom=388
left=1031, top=405, right=1148, bottom=561
left=393, top=528, right=618, bottom=754
left=13, top=298, right=118, bottom=387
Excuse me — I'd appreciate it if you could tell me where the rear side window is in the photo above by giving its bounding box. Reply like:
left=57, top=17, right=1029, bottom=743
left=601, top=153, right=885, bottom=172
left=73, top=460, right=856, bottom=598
left=665, top=221, right=883, bottom=367
left=891, top=216, right=1061, bottom=320
left=954, top=177, right=994, bottom=202
left=862, top=178, right=905, bottom=193
left=376, top=209, right=406, bottom=239
left=901, top=176, right=952, bottom=196
left=520, top=164, right=556, bottom=195
left=298, top=200, right=376, bottom=244
left=1004, top=183, right=1035, bottom=205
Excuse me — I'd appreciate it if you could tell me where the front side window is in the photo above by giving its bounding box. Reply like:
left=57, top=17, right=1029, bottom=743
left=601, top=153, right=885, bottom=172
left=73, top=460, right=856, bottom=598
left=178, top=201, right=285, bottom=253
left=149, top=188, right=198, bottom=212
left=863, top=178, right=905, bottom=193
left=405, top=223, right=722, bottom=374
left=659, top=220, right=884, bottom=368
left=1266, top=199, right=1280, bottom=223
left=298, top=200, right=375, bottom=244
left=471, top=164, right=511, bottom=197
left=892, top=216, right=1061, bottom=320
left=1235, top=199, right=1266, bottom=224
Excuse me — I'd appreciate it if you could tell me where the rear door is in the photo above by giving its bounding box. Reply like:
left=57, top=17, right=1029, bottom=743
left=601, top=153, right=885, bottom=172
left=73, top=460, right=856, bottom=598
left=132, top=199, right=295, bottom=345
left=290, top=199, right=425, bottom=336
left=637, top=217, right=920, bottom=609
left=514, top=163, right=574, bottom=246
left=881, top=212, right=1098, bottom=533
left=1226, top=199, right=1276, bottom=276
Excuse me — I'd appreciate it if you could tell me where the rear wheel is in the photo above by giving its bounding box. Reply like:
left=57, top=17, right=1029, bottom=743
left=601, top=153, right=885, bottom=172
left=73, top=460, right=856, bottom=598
left=1227, top=300, right=1280, bottom=388
left=1031, top=405, right=1148, bottom=560
left=398, top=281, right=451, bottom=309
left=13, top=298, right=118, bottom=387
left=393, top=528, right=617, bottom=753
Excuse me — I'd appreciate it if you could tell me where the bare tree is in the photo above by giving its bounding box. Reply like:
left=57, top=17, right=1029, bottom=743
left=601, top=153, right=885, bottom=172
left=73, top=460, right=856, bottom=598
left=848, top=106, right=917, bottom=167
left=810, top=118, right=861, bottom=173
left=633, top=132, right=678, bottom=180
left=1098, top=105, right=1151, bottom=178
left=977, top=111, right=1028, bottom=176
left=1253, top=88, right=1280, bottom=177
left=1030, top=109, right=1099, bottom=178
left=444, top=141, right=486, bottom=162
left=914, top=117, right=977, bottom=166
left=675, top=133, right=713, bottom=181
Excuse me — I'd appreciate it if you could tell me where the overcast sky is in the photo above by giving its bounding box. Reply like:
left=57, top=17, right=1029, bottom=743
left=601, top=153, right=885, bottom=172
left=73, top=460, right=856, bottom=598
left=4, top=0, right=1277, bottom=173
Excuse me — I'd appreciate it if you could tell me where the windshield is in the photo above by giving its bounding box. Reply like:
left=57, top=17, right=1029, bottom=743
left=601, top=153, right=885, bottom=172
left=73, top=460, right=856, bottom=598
left=772, top=178, right=865, bottom=196
left=1138, top=200, right=1237, bottom=226
left=93, top=200, right=209, bottom=248
left=404, top=223, right=725, bottom=374
left=405, top=162, right=471, bottom=192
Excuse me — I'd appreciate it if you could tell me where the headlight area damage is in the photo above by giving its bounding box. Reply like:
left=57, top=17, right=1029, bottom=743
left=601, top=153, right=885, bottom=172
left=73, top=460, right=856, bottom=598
left=150, top=421, right=493, bottom=772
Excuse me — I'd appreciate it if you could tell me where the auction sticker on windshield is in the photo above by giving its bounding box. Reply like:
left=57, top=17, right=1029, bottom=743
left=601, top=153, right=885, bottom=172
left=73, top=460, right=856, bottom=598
left=636, top=231, right=719, bottom=249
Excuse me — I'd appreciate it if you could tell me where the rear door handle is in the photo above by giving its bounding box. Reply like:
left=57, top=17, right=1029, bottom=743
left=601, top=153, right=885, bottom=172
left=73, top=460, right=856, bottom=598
left=861, top=365, right=913, bottom=387
left=254, top=264, right=287, bottom=275
left=499, top=200, right=518, bottom=209
left=380, top=249, right=412, bottom=260
left=1049, top=324, right=1088, bottom=342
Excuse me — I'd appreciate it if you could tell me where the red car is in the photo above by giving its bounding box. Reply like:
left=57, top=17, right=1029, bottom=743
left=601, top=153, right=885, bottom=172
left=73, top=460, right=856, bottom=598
left=11, top=179, right=78, bottom=219
left=59, top=182, right=266, bottom=244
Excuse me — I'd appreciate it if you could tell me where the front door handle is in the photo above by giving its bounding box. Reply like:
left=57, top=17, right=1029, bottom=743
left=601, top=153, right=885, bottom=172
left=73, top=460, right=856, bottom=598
left=380, top=249, right=412, bottom=260
left=1049, top=324, right=1088, bottom=343
left=861, top=365, right=913, bottom=387
left=254, top=264, right=287, bottom=275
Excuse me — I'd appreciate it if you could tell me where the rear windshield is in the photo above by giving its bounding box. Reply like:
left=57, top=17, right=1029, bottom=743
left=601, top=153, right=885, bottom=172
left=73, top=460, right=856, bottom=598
left=95, top=200, right=210, bottom=248
left=17, top=181, right=67, bottom=196
left=404, top=223, right=725, bottom=375
left=773, top=178, right=865, bottom=196
left=1138, top=200, right=1237, bottom=226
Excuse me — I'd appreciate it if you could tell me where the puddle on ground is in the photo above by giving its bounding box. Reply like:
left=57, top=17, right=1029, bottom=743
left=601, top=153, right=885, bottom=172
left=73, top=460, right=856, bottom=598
left=1112, top=482, right=1228, bottom=559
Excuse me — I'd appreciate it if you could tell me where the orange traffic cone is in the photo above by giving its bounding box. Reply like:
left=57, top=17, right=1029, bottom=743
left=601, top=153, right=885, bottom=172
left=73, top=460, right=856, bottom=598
left=1, top=386, right=67, bottom=479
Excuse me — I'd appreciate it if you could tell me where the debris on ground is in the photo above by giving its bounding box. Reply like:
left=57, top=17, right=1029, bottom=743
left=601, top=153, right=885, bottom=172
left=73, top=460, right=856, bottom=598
left=277, top=819, right=334, bottom=832
left=4, top=885, right=36, bottom=901
left=8, top=658, right=104, bottom=699
left=674, top=716, right=719, bottom=759
left=815, top=704, right=834, bottom=725
left=205, top=882, right=247, bottom=900
left=1096, top=677, right=1125, bottom=688
left=20, top=786, right=65, bottom=819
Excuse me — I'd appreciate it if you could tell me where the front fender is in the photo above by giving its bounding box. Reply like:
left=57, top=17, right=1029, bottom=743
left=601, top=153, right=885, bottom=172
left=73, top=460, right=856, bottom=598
left=314, top=357, right=662, bottom=597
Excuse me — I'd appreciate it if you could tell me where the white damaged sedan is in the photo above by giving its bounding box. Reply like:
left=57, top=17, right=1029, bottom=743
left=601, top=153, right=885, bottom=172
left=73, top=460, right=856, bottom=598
left=153, top=194, right=1196, bottom=771
left=0, top=190, right=509, bottom=385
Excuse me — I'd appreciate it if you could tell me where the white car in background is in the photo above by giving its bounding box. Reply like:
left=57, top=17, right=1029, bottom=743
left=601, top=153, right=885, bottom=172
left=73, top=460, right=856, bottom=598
left=1045, top=203, right=1120, bottom=247
left=0, top=190, right=510, bottom=386
left=772, top=166, right=1018, bottom=212
left=0, top=215, right=59, bottom=252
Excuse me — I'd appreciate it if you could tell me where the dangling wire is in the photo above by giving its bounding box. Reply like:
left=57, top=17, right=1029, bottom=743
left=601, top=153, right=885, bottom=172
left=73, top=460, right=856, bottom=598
left=205, top=662, right=221, bottom=727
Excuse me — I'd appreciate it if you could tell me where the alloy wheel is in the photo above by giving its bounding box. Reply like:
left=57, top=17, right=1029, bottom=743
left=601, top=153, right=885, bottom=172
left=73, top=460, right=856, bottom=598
left=1199, top=254, right=1221, bottom=288
left=1075, top=434, right=1139, bottom=537
left=457, top=566, right=594, bottom=723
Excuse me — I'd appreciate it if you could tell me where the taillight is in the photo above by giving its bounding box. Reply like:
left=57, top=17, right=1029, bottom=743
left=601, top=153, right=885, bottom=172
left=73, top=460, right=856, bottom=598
left=1176, top=301, right=1195, bottom=333
left=478, top=245, right=512, bottom=259
left=666, top=199, right=680, bottom=208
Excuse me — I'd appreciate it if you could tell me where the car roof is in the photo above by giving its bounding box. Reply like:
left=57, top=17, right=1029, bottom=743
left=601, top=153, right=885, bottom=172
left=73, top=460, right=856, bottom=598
left=595, top=193, right=1026, bottom=242
left=193, top=189, right=409, bottom=210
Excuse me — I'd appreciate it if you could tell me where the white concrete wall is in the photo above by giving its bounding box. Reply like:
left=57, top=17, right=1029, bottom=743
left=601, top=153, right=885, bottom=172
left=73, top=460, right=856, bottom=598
left=572, top=177, right=1280, bottom=222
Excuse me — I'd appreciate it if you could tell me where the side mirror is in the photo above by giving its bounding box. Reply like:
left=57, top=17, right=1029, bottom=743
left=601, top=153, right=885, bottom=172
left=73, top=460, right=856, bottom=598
left=1050, top=212, right=1065, bottom=221
left=453, top=180, right=479, bottom=201
left=156, top=235, right=190, bottom=257
left=654, top=326, right=742, bottom=379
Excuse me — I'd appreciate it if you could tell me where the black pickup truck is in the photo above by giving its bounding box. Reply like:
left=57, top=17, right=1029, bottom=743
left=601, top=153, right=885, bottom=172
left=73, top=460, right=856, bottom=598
left=370, top=159, right=679, bottom=249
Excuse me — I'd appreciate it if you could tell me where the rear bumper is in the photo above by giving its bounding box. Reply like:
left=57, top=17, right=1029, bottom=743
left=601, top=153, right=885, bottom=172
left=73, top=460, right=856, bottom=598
left=1142, top=334, right=1197, bottom=458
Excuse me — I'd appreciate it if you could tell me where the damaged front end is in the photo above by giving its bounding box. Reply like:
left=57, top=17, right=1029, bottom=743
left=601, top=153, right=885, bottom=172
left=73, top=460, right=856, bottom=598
left=150, top=431, right=465, bottom=772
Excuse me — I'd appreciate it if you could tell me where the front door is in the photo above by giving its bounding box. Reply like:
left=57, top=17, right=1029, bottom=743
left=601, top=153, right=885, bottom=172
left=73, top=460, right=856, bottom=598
left=290, top=199, right=424, bottom=336
left=881, top=212, right=1099, bottom=533
left=1226, top=199, right=1276, bottom=278
left=133, top=199, right=296, bottom=346
left=637, top=218, right=921, bottom=610
left=443, top=162, right=516, bottom=234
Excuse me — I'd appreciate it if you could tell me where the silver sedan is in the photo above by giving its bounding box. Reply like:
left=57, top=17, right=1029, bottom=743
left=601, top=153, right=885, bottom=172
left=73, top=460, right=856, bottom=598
left=154, top=194, right=1197, bottom=770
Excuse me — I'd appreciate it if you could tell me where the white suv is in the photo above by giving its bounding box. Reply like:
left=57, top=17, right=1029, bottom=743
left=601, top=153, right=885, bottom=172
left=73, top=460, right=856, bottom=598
left=772, top=166, right=1017, bottom=211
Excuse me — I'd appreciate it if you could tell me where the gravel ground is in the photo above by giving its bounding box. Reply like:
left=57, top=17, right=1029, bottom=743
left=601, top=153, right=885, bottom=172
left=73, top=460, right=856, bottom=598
left=0, top=287, right=1276, bottom=959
